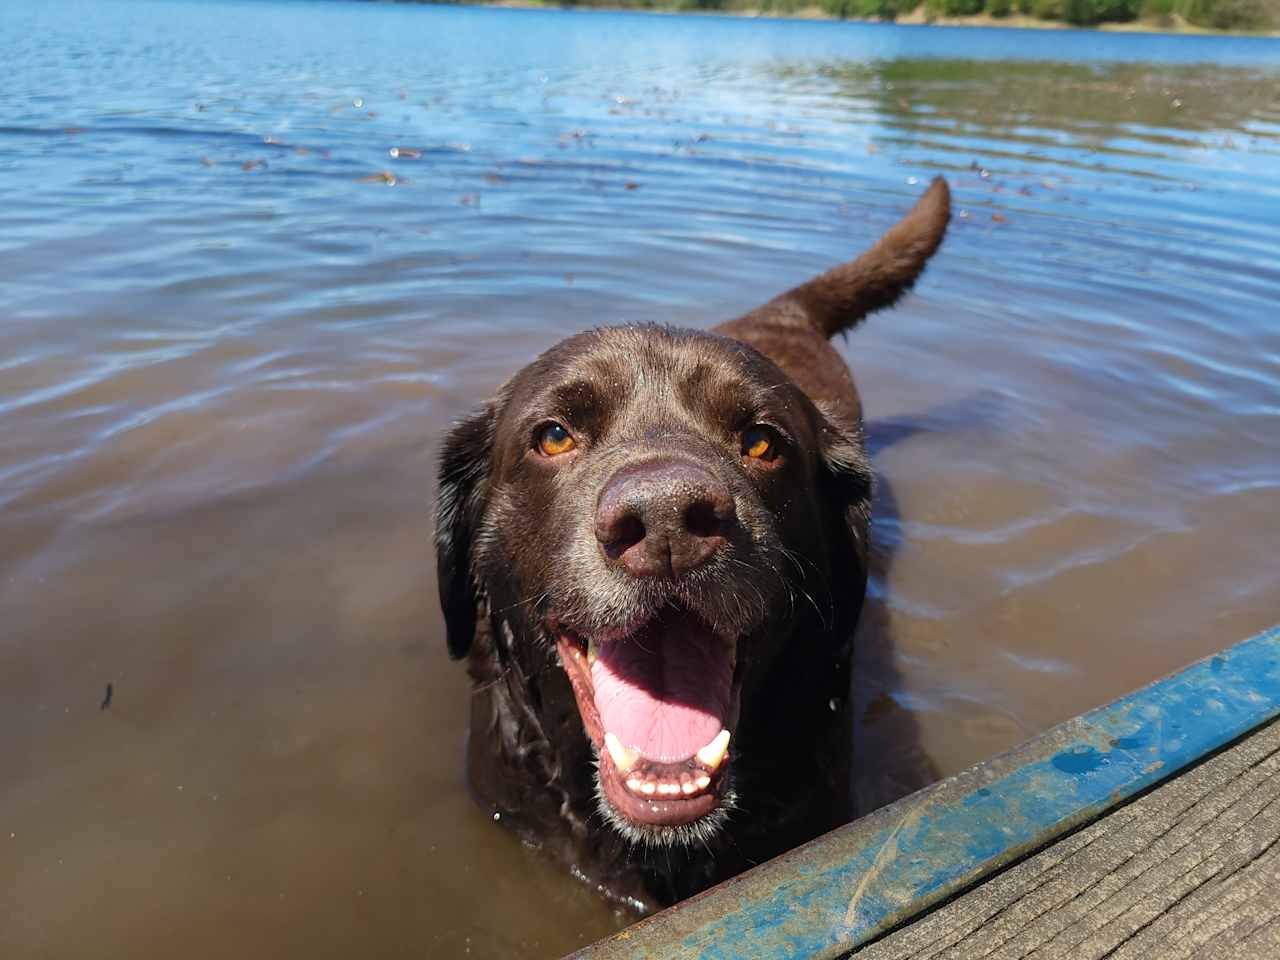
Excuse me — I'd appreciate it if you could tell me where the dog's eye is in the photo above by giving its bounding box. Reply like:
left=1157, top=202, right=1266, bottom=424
left=741, top=426, right=777, bottom=461
left=536, top=423, right=576, bottom=457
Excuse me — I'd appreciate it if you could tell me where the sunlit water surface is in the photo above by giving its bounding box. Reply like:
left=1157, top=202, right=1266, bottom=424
left=2, top=0, right=1279, bottom=955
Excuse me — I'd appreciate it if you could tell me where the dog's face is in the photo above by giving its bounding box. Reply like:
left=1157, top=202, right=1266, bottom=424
left=437, top=324, right=872, bottom=846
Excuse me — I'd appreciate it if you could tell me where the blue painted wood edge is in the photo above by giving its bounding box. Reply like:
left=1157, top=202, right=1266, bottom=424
left=569, top=625, right=1280, bottom=960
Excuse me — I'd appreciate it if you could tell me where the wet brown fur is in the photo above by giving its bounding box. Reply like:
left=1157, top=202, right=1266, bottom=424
left=434, top=177, right=951, bottom=913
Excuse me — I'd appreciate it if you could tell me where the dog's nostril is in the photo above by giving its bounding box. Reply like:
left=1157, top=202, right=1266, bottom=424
left=609, top=513, right=646, bottom=554
left=684, top=501, right=722, bottom=539
left=597, top=503, right=647, bottom=558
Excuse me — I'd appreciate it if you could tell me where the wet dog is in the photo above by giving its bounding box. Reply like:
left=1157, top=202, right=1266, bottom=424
left=435, top=178, right=950, bottom=912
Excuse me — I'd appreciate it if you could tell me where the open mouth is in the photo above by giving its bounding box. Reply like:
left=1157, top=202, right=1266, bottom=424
left=556, top=607, right=742, bottom=832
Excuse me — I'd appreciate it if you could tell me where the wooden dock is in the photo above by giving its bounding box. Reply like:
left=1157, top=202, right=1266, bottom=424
left=568, top=626, right=1280, bottom=960
left=853, top=718, right=1280, bottom=959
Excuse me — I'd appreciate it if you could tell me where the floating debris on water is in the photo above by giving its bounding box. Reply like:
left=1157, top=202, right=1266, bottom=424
left=388, top=147, right=422, bottom=160
left=357, top=171, right=397, bottom=185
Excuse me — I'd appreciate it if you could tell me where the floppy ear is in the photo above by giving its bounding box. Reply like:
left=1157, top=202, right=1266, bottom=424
left=435, top=402, right=498, bottom=660
left=816, top=418, right=875, bottom=615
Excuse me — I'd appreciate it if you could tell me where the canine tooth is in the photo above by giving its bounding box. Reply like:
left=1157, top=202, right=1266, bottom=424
left=604, top=733, right=639, bottom=774
left=695, top=729, right=731, bottom=770
left=695, top=775, right=711, bottom=790
left=640, top=781, right=656, bottom=796
left=587, top=637, right=597, bottom=665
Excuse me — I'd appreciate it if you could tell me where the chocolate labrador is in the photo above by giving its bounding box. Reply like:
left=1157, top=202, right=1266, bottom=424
left=435, top=177, right=951, bottom=913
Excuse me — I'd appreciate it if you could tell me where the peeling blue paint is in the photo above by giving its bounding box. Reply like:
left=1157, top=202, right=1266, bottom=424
left=1050, top=744, right=1107, bottom=775
left=569, top=625, right=1280, bottom=960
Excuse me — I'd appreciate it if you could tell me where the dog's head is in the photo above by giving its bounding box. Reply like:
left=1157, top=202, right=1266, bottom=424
left=436, top=324, right=872, bottom=845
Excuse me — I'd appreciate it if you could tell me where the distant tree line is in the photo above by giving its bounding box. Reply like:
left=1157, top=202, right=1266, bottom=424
left=915, top=0, right=1275, bottom=27
left=542, top=0, right=1277, bottom=28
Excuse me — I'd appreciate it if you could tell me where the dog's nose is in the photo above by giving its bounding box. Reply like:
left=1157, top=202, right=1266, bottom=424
left=595, top=458, right=736, bottom=579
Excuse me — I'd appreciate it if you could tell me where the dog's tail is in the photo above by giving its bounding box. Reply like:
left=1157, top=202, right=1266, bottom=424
left=735, top=176, right=950, bottom=340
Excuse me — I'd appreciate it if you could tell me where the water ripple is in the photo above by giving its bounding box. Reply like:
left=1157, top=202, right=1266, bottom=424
left=2, top=2, right=1279, bottom=955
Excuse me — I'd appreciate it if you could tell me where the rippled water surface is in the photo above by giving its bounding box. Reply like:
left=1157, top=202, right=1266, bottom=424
left=3, top=0, right=1279, bottom=955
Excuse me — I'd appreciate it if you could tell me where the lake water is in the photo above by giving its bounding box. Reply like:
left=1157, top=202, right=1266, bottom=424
left=2, top=0, right=1279, bottom=955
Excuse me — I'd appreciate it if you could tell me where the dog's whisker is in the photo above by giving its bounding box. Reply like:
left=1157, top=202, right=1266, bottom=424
left=469, top=663, right=514, bottom=696
left=778, top=546, right=836, bottom=628
left=491, top=589, right=550, bottom=618
left=780, top=545, right=823, bottom=581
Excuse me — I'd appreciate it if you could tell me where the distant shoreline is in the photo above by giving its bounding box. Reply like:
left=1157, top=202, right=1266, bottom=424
left=476, top=0, right=1280, bottom=36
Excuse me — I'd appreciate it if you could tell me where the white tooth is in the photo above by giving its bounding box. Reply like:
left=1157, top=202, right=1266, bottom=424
left=604, top=733, right=638, bottom=774
left=681, top=780, right=697, bottom=795
left=626, top=777, right=644, bottom=793
left=695, top=775, right=711, bottom=790
left=658, top=783, right=680, bottom=796
left=640, top=781, right=656, bottom=796
left=695, top=729, right=731, bottom=770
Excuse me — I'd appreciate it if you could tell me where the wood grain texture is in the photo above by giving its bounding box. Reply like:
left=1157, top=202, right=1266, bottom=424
left=853, top=719, right=1280, bottom=960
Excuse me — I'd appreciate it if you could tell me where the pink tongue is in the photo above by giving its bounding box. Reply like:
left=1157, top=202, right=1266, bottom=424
left=590, top=612, right=732, bottom=764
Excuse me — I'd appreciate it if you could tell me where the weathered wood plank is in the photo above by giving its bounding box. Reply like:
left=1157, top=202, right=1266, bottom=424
left=853, top=719, right=1280, bottom=960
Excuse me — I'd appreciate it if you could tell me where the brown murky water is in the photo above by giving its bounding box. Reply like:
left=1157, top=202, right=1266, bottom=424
left=2, top=1, right=1279, bottom=956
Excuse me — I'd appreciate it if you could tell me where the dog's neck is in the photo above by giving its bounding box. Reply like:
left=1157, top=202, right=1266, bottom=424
left=461, top=602, right=855, bottom=911
left=463, top=610, right=713, bottom=910
left=465, top=610, right=593, bottom=827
